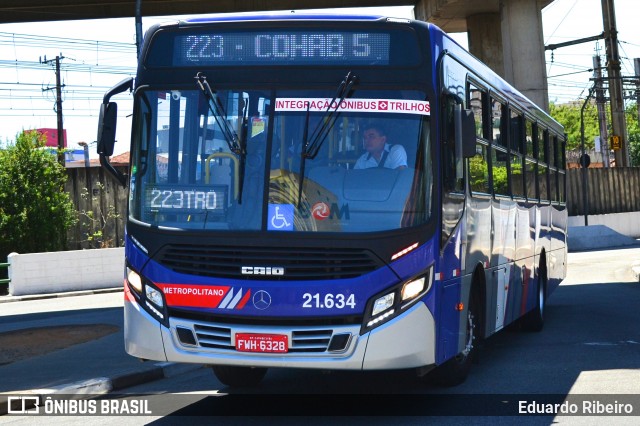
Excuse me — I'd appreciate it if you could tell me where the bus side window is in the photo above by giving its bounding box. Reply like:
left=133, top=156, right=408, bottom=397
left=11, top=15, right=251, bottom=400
left=443, top=96, right=464, bottom=192
left=549, top=134, right=557, bottom=202
left=508, top=108, right=525, bottom=198
left=538, top=127, right=550, bottom=203
left=492, top=99, right=510, bottom=197
left=468, top=83, right=490, bottom=194
left=442, top=95, right=465, bottom=246
left=558, top=135, right=567, bottom=204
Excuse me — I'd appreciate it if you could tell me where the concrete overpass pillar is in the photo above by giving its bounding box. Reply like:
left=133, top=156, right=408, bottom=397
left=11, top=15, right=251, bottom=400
left=500, top=0, right=549, bottom=111
left=414, top=0, right=550, bottom=111
left=467, top=13, right=504, bottom=77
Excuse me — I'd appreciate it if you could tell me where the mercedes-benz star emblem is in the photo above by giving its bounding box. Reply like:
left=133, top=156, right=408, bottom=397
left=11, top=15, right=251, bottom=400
left=252, top=290, right=272, bottom=310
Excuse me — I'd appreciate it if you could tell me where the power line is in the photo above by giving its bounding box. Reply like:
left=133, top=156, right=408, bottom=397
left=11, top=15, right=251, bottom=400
left=543, top=0, right=579, bottom=42
left=0, top=32, right=135, bottom=53
left=0, top=59, right=135, bottom=74
left=0, top=30, right=137, bottom=144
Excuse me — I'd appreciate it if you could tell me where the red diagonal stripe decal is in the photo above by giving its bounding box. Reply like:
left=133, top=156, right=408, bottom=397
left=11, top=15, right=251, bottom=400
left=236, top=289, right=252, bottom=309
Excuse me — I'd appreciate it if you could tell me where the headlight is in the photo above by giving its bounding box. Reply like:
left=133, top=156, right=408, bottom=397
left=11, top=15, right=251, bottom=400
left=126, top=267, right=143, bottom=294
left=145, top=285, right=164, bottom=308
left=372, top=293, right=394, bottom=316
left=126, top=266, right=168, bottom=327
left=401, top=277, right=426, bottom=302
left=143, top=282, right=167, bottom=325
left=362, top=267, right=433, bottom=333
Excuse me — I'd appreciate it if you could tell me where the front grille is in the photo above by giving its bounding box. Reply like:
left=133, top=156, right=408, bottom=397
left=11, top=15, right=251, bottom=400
left=192, top=323, right=335, bottom=353
left=194, top=324, right=233, bottom=350
left=290, top=329, right=332, bottom=353
left=157, top=244, right=382, bottom=280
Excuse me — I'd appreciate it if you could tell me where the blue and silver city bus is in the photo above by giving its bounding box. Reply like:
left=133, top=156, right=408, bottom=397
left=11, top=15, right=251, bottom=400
left=97, top=12, right=567, bottom=387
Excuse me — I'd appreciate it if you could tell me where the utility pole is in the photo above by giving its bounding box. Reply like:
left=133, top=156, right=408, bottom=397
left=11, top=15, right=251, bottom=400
left=41, top=54, right=66, bottom=165
left=593, top=54, right=610, bottom=167
left=135, top=0, right=143, bottom=60
left=601, top=0, right=628, bottom=167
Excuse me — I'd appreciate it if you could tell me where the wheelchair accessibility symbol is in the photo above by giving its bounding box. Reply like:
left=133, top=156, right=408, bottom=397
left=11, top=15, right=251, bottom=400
left=268, top=204, right=294, bottom=231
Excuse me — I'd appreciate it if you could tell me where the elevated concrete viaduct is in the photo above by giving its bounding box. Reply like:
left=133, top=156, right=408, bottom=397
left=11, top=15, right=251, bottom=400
left=416, top=0, right=553, bottom=111
left=1, top=0, right=554, bottom=109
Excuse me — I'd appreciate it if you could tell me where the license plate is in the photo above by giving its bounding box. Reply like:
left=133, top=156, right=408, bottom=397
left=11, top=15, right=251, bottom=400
left=235, top=333, right=288, bottom=353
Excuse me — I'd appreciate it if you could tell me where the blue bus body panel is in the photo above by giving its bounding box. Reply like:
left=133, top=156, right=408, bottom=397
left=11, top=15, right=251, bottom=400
left=435, top=223, right=465, bottom=363
left=126, top=235, right=440, bottom=321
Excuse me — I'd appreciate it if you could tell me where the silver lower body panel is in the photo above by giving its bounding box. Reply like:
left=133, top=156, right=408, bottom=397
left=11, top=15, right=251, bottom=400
left=124, top=300, right=436, bottom=370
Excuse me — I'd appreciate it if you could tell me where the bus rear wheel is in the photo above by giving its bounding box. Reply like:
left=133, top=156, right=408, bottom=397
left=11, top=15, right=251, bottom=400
left=211, top=365, right=268, bottom=388
left=521, top=270, right=546, bottom=332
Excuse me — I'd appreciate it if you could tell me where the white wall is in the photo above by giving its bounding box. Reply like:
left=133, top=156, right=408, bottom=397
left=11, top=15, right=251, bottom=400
left=8, top=248, right=124, bottom=296
left=568, top=211, right=640, bottom=239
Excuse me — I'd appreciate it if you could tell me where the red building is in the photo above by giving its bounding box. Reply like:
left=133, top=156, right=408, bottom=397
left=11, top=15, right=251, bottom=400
left=32, top=128, right=67, bottom=148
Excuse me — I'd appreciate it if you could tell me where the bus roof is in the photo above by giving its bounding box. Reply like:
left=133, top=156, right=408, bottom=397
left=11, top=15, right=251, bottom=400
left=181, top=12, right=389, bottom=25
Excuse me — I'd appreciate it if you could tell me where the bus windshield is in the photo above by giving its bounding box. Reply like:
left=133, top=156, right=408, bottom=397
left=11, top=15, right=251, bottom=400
left=129, top=87, right=433, bottom=233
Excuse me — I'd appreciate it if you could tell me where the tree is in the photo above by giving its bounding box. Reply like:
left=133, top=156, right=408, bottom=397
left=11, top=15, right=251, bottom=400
left=550, top=100, right=640, bottom=165
left=549, top=101, right=600, bottom=151
left=626, top=102, right=640, bottom=166
left=0, top=131, right=76, bottom=260
left=77, top=183, right=121, bottom=249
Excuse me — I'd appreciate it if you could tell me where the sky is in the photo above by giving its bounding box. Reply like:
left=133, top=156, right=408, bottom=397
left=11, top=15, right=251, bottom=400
left=0, top=0, right=638, bottom=156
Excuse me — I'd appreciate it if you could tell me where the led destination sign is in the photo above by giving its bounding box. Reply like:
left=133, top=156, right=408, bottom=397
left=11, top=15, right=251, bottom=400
left=145, top=185, right=227, bottom=215
left=174, top=31, right=391, bottom=65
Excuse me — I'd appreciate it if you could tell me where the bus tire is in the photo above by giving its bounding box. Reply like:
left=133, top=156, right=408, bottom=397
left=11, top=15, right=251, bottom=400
left=211, top=365, right=268, bottom=388
left=425, top=289, right=478, bottom=387
left=520, top=267, right=546, bottom=332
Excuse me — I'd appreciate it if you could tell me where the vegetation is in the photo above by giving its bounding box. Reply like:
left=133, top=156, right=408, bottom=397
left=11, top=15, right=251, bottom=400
left=549, top=101, right=600, bottom=151
left=549, top=101, right=640, bottom=165
left=0, top=131, right=77, bottom=261
left=627, top=103, right=640, bottom=166
left=78, top=183, right=121, bottom=249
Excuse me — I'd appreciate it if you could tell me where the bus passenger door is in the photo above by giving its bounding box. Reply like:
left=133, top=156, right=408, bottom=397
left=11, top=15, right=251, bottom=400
left=441, top=95, right=465, bottom=250
left=491, top=199, right=516, bottom=330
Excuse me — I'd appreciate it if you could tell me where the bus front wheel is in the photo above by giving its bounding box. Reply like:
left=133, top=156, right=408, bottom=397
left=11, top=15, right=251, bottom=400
left=211, top=365, right=268, bottom=388
left=423, top=290, right=478, bottom=387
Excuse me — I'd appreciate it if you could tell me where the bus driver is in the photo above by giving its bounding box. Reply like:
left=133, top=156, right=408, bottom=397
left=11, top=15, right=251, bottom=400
left=353, top=124, right=408, bottom=170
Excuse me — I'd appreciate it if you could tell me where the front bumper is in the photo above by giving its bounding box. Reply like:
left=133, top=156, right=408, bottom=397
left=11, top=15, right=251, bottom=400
left=124, top=298, right=436, bottom=371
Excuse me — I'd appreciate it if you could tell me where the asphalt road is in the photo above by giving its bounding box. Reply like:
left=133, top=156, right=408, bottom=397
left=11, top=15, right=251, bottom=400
left=0, top=291, right=139, bottom=393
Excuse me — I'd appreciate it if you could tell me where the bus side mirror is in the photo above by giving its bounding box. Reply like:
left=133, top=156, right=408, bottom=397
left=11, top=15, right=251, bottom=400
left=97, top=78, right=133, bottom=188
left=97, top=102, right=117, bottom=157
left=461, top=109, right=476, bottom=158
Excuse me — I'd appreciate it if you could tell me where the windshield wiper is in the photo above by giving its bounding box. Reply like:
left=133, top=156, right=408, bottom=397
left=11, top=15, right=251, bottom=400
left=195, top=72, right=248, bottom=203
left=297, top=71, right=358, bottom=207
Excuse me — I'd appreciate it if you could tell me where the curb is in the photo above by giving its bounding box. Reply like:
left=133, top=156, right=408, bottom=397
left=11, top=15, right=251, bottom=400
left=0, top=362, right=204, bottom=415
left=0, top=287, right=123, bottom=304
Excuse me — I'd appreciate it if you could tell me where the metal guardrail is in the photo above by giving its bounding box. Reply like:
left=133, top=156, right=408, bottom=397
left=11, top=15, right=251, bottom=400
left=0, top=262, right=9, bottom=285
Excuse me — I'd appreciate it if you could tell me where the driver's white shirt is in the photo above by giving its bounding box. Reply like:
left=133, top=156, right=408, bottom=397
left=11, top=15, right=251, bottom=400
left=353, top=144, right=407, bottom=169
